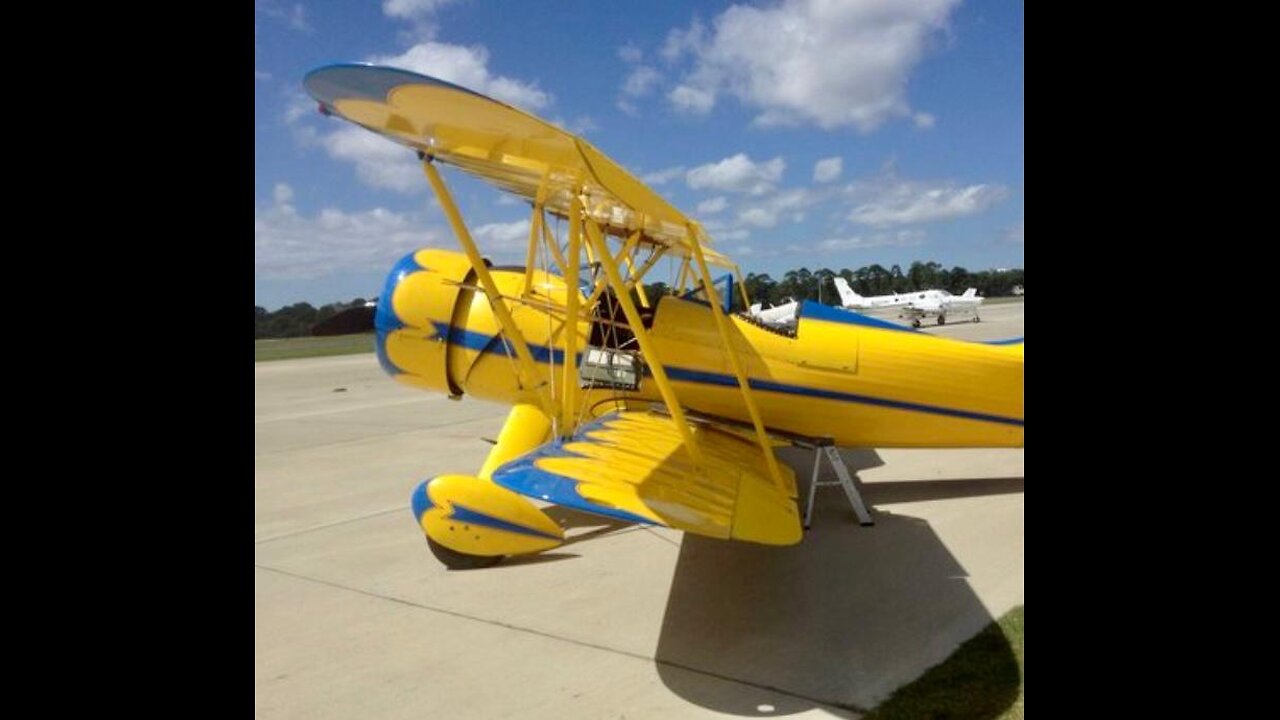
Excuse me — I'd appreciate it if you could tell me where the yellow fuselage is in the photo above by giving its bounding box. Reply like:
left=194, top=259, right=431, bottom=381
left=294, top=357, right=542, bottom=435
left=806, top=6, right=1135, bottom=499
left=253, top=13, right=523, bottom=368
left=379, top=249, right=1023, bottom=449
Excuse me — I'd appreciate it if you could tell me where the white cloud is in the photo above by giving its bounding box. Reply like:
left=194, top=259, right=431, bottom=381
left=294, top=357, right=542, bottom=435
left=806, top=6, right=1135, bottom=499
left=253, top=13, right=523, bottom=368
left=319, top=126, right=424, bottom=194
left=383, top=0, right=457, bottom=20
left=618, top=65, right=663, bottom=116
left=663, top=0, right=960, bottom=131
left=256, top=1, right=310, bottom=32
left=813, top=157, right=843, bottom=184
left=1005, top=221, right=1024, bottom=244
left=697, top=196, right=728, bottom=214
left=551, top=115, right=599, bottom=134
left=287, top=3, right=308, bottom=31
left=380, top=0, right=460, bottom=41
left=817, top=230, right=926, bottom=251
left=255, top=186, right=439, bottom=279
left=370, top=42, right=550, bottom=110
left=739, top=208, right=775, bottom=228
left=641, top=166, right=686, bottom=186
left=283, top=90, right=314, bottom=125
left=669, top=84, right=716, bottom=115
left=661, top=19, right=707, bottom=62
left=472, top=219, right=531, bottom=250
left=735, top=188, right=814, bottom=228
left=686, top=154, right=785, bottom=195
left=913, top=112, right=936, bottom=129
left=622, top=66, right=661, bottom=97
left=846, top=176, right=1009, bottom=227
left=618, top=44, right=643, bottom=64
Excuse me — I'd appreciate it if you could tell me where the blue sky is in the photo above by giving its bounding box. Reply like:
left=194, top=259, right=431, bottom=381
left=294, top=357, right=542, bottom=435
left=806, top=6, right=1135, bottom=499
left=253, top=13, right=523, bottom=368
left=255, top=0, right=1023, bottom=310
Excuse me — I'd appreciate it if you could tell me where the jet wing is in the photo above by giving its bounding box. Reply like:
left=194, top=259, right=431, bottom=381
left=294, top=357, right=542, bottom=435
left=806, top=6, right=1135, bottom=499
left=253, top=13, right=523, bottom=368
left=304, top=64, right=732, bottom=268
left=490, top=411, right=802, bottom=545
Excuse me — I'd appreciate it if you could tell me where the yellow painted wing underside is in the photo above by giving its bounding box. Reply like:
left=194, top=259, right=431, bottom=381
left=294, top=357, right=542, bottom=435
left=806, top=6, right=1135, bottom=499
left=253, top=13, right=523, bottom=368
left=304, top=64, right=731, bottom=267
left=490, top=411, right=802, bottom=546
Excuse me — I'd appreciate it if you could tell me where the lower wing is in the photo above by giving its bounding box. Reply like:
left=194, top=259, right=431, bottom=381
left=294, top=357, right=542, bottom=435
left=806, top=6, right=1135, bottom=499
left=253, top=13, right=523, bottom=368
left=491, top=411, right=802, bottom=545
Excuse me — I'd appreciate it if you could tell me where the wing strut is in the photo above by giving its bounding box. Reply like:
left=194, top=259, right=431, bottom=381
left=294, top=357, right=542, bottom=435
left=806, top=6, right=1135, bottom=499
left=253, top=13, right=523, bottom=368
left=686, top=224, right=788, bottom=494
left=522, top=170, right=554, bottom=296
left=583, top=217, right=704, bottom=467
left=559, top=193, right=584, bottom=434
left=422, top=158, right=557, bottom=421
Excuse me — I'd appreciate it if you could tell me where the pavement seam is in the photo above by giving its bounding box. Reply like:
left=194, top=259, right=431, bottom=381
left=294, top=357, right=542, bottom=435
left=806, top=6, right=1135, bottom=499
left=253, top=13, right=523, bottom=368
left=255, top=396, right=438, bottom=425
left=254, top=414, right=506, bottom=459
left=254, top=563, right=864, bottom=715
left=255, top=506, right=406, bottom=545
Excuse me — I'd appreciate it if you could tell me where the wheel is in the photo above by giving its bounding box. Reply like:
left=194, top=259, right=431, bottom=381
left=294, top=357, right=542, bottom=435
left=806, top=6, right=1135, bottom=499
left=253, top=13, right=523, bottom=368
left=937, top=315, right=946, bottom=326
left=974, top=316, right=981, bottom=323
left=426, top=536, right=504, bottom=569
left=912, top=319, right=921, bottom=328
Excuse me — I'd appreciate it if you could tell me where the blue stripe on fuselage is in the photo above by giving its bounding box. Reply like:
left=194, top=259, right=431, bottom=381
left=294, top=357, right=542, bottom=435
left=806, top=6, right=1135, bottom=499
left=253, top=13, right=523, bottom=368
left=658, top=366, right=1023, bottom=427
left=430, top=321, right=568, bottom=365
left=429, top=323, right=1022, bottom=427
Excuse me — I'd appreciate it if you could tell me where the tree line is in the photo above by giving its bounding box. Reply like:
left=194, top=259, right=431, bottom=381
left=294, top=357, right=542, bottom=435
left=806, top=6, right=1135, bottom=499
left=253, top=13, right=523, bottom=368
left=255, top=298, right=369, bottom=339
left=647, top=262, right=1023, bottom=311
left=255, top=261, right=1023, bottom=338
left=737, top=262, right=1023, bottom=309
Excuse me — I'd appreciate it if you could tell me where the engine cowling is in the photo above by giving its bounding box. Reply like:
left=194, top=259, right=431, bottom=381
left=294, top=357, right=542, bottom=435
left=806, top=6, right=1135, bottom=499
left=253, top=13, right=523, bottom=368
left=375, top=248, right=585, bottom=407
left=375, top=249, right=474, bottom=397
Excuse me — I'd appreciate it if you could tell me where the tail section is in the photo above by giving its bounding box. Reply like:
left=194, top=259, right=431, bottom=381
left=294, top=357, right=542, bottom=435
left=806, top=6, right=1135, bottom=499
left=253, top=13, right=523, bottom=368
left=962, top=288, right=978, bottom=298
left=833, top=277, right=862, bottom=306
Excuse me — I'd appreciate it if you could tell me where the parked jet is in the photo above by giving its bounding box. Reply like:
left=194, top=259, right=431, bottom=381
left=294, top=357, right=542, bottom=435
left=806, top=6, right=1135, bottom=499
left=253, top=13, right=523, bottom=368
left=902, top=288, right=983, bottom=327
left=832, top=278, right=912, bottom=310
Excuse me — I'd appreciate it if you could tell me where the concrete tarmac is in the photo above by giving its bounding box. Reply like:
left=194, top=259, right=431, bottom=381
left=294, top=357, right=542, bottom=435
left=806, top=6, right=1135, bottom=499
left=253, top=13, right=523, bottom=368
left=255, top=300, right=1024, bottom=718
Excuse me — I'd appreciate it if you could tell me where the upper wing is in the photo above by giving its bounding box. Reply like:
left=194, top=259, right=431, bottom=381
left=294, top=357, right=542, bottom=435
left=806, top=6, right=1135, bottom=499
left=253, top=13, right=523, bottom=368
left=490, top=410, right=802, bottom=546
left=304, top=64, right=732, bottom=268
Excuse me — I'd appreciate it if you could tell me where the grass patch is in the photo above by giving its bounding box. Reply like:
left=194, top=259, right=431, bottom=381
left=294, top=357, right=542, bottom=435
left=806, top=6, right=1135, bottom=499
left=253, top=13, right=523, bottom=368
left=255, top=334, right=375, bottom=362
left=863, top=606, right=1023, bottom=720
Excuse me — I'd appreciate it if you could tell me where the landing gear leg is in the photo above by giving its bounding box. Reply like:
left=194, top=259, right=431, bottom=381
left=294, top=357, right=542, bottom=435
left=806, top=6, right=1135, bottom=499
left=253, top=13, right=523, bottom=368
left=937, top=315, right=946, bottom=326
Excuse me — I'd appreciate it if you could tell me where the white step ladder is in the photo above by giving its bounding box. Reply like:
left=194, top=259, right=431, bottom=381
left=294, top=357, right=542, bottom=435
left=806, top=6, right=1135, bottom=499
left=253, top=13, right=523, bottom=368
left=798, top=439, right=874, bottom=529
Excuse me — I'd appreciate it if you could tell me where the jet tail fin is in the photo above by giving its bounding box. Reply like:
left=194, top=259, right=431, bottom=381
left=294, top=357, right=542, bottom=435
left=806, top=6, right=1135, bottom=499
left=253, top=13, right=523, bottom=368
left=833, top=277, right=861, bottom=306
left=962, top=288, right=978, bottom=298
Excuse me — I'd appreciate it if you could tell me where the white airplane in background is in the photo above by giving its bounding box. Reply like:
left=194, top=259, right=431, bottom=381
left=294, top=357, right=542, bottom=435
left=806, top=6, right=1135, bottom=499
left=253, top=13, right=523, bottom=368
left=901, top=288, right=983, bottom=327
left=748, top=298, right=799, bottom=330
left=832, top=277, right=982, bottom=327
left=832, top=278, right=913, bottom=310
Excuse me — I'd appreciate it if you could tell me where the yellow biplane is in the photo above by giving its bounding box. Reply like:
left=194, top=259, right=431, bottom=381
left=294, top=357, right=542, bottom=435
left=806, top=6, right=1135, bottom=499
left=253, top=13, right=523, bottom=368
left=303, top=64, right=1024, bottom=569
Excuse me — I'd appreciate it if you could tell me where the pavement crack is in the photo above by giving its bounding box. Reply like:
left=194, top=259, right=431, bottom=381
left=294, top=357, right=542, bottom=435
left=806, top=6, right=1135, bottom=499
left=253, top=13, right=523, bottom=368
left=254, top=563, right=861, bottom=714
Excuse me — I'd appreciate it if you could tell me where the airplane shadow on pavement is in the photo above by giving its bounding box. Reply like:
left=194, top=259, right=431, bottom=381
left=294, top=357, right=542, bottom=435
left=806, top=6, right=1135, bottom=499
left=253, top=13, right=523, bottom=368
left=654, top=449, right=1023, bottom=717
